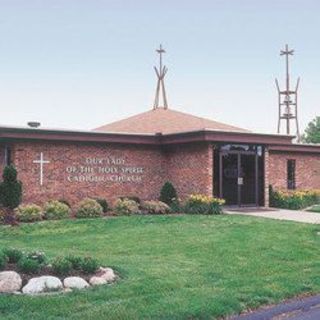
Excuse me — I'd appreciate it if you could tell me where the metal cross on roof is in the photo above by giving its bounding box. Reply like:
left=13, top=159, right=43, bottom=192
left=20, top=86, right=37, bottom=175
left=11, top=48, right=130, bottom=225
left=153, top=44, right=168, bottom=109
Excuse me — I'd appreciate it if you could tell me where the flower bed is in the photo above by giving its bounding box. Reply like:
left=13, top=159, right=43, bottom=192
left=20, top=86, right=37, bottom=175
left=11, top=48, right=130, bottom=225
left=0, top=248, right=117, bottom=295
left=270, top=187, right=320, bottom=210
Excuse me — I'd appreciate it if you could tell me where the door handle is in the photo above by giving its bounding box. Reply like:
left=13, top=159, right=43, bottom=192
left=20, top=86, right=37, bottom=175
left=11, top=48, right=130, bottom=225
left=238, top=177, right=243, bottom=185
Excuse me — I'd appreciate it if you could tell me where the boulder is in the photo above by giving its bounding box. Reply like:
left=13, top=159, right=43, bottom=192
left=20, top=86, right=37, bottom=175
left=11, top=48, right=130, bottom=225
left=89, top=276, right=107, bottom=286
left=98, top=267, right=116, bottom=282
left=63, top=277, right=89, bottom=290
left=22, top=276, right=63, bottom=294
left=0, top=271, right=22, bottom=293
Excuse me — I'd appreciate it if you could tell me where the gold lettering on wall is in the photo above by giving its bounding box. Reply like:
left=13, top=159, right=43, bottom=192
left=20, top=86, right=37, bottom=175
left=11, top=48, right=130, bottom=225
left=66, top=157, right=144, bottom=183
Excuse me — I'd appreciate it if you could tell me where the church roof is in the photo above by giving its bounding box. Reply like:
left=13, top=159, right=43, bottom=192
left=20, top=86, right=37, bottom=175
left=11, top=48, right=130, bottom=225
left=93, top=107, right=249, bottom=135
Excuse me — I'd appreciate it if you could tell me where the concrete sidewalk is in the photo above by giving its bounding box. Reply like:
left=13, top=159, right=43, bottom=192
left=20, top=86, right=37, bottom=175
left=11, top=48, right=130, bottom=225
left=225, top=208, right=320, bottom=224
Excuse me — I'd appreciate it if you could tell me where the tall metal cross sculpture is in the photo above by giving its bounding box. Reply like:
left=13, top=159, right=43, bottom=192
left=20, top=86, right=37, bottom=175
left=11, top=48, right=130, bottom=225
left=275, top=44, right=300, bottom=140
left=153, top=44, right=168, bottom=109
left=33, top=152, right=50, bottom=186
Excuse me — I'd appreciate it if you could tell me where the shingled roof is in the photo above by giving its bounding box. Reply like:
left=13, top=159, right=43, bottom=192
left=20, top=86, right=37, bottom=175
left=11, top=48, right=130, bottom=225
left=94, top=107, right=249, bottom=135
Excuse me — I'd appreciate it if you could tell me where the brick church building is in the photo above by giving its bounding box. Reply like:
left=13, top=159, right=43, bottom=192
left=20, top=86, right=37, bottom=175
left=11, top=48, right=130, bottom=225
left=0, top=47, right=319, bottom=207
left=0, top=106, right=319, bottom=207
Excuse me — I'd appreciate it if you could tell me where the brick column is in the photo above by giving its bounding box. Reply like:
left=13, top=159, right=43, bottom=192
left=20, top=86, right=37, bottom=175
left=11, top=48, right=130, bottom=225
left=207, top=143, right=214, bottom=196
left=264, top=147, right=270, bottom=207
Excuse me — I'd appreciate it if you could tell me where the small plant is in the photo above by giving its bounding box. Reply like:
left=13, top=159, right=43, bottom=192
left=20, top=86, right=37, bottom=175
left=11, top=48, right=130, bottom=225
left=159, top=181, right=177, bottom=205
left=80, top=256, right=99, bottom=274
left=0, top=251, right=8, bottom=270
left=114, top=198, right=141, bottom=215
left=94, top=198, right=109, bottom=213
left=51, top=256, right=72, bottom=275
left=66, top=255, right=83, bottom=270
left=3, top=247, right=24, bottom=263
left=44, top=200, right=71, bottom=220
left=141, top=200, right=171, bottom=214
left=0, top=165, right=22, bottom=209
left=26, top=251, right=47, bottom=265
left=76, top=198, right=103, bottom=218
left=170, top=198, right=183, bottom=213
left=15, top=204, right=43, bottom=222
left=17, top=257, right=41, bottom=274
left=184, top=194, right=225, bottom=215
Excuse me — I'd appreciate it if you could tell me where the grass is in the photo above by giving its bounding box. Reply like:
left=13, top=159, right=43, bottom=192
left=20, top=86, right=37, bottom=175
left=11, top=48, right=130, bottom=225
left=0, top=214, right=319, bottom=319
left=307, top=205, right=320, bottom=213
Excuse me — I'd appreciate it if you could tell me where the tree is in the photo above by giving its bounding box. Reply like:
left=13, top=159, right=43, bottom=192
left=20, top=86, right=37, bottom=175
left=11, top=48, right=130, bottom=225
left=0, top=165, right=22, bottom=209
left=159, top=181, right=177, bottom=205
left=302, top=117, right=320, bottom=144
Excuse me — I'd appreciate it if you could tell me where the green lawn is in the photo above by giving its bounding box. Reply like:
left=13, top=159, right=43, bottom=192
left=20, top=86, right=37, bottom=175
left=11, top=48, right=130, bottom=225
left=0, top=215, right=319, bottom=320
left=308, top=205, right=320, bottom=213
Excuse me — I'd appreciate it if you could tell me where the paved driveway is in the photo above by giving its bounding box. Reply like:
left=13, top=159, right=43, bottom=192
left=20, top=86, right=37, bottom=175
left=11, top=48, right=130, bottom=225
left=225, top=208, right=320, bottom=224
left=230, top=294, right=320, bottom=320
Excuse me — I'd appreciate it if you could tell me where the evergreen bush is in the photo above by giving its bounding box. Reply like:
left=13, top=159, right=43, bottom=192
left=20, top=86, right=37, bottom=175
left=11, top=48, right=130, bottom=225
left=159, top=181, right=177, bottom=205
left=0, top=165, right=22, bottom=209
left=51, top=256, right=72, bottom=275
left=0, top=251, right=8, bottom=270
left=17, top=257, right=41, bottom=274
left=80, top=256, right=99, bottom=274
left=3, top=247, right=24, bottom=263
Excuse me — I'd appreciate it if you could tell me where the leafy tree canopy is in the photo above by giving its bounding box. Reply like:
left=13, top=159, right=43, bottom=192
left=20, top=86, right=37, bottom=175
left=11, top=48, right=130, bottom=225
left=302, top=116, right=320, bottom=144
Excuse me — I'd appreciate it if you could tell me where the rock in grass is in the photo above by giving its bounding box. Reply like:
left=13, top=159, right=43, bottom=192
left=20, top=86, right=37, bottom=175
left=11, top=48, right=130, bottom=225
left=0, top=271, right=22, bottom=293
left=22, top=276, right=63, bottom=294
left=89, top=276, right=107, bottom=286
left=98, top=267, right=116, bottom=282
left=63, top=277, right=89, bottom=290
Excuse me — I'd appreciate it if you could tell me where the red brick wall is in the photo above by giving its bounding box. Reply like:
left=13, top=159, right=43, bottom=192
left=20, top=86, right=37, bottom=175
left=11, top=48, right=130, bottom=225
left=8, top=140, right=214, bottom=206
left=269, top=151, right=320, bottom=190
left=11, top=141, right=166, bottom=205
left=164, top=142, right=213, bottom=199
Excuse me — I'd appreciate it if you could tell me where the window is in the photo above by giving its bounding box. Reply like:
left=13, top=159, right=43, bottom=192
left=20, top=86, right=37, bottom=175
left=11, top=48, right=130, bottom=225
left=287, top=159, right=296, bottom=190
left=4, top=146, right=11, bottom=166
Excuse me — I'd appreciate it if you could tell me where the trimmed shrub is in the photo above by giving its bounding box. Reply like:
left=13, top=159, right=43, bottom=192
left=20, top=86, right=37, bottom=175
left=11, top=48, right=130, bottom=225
left=80, top=256, right=99, bottom=274
left=15, top=204, right=43, bottom=222
left=17, top=257, right=41, bottom=274
left=94, top=198, right=109, bottom=213
left=3, top=248, right=24, bottom=263
left=66, top=255, right=83, bottom=270
left=44, top=200, right=71, bottom=220
left=76, top=198, right=103, bottom=218
left=51, top=256, right=72, bottom=275
left=184, top=194, right=225, bottom=215
left=269, top=187, right=320, bottom=210
left=119, top=196, right=141, bottom=204
left=0, top=208, right=5, bottom=224
left=141, top=200, right=171, bottom=214
left=58, top=199, right=71, bottom=208
left=0, top=251, right=8, bottom=270
left=26, top=251, right=47, bottom=265
left=114, top=198, right=141, bottom=216
left=0, top=165, right=22, bottom=209
left=159, top=182, right=177, bottom=205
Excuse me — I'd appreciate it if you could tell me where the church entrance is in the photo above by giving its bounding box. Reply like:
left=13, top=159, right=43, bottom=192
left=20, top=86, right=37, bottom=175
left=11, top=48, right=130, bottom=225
left=214, top=144, right=264, bottom=207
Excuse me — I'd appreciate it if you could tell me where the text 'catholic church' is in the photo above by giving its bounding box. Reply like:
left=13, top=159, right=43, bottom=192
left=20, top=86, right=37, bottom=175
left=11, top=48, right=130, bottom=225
left=0, top=46, right=319, bottom=207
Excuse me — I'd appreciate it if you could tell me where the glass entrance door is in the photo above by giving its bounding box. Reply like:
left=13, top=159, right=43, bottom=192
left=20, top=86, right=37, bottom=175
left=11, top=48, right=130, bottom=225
left=240, top=154, right=257, bottom=205
left=220, top=151, right=258, bottom=206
